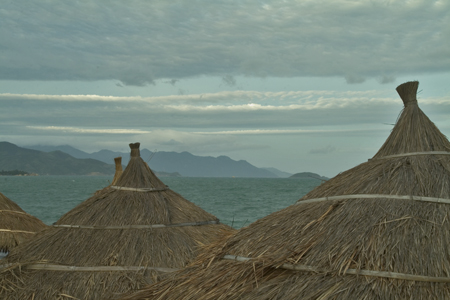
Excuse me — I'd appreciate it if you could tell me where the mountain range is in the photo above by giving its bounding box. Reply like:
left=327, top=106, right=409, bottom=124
left=0, top=142, right=114, bottom=175
left=2, top=142, right=295, bottom=178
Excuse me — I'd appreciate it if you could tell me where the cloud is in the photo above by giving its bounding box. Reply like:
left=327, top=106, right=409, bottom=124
left=0, top=89, right=392, bottom=105
left=160, top=139, right=183, bottom=146
left=1, top=88, right=449, bottom=161
left=378, top=75, right=396, bottom=84
left=222, top=75, right=236, bottom=87
left=131, top=130, right=268, bottom=154
left=308, top=145, right=337, bottom=155
left=166, top=79, right=179, bottom=86
left=26, top=126, right=151, bottom=134
left=0, top=90, right=405, bottom=130
left=0, top=1, right=449, bottom=84
left=2, top=90, right=449, bottom=133
left=345, top=75, right=366, bottom=84
left=193, top=128, right=379, bottom=135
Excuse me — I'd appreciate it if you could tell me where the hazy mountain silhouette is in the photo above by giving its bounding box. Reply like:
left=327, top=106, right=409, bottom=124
left=26, top=144, right=280, bottom=178
left=0, top=142, right=114, bottom=175
left=289, top=172, right=329, bottom=181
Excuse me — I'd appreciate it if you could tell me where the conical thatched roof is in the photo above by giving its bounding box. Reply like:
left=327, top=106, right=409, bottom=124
left=0, top=192, right=47, bottom=253
left=0, top=143, right=233, bottom=300
left=119, top=81, right=450, bottom=300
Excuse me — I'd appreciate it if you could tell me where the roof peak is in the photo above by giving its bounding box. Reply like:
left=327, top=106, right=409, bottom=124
left=396, top=81, right=418, bottom=107
left=129, top=143, right=140, bottom=157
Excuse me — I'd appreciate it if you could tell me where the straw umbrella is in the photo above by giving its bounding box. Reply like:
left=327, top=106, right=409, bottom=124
left=0, top=143, right=233, bottom=300
left=0, top=192, right=47, bottom=254
left=119, top=81, right=450, bottom=300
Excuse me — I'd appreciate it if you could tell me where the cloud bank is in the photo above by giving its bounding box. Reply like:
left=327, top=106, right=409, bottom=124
left=0, top=90, right=407, bottom=131
left=1, top=0, right=449, bottom=85
left=2, top=89, right=448, bottom=155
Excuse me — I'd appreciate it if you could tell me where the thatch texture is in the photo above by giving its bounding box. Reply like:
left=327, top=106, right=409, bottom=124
left=118, top=81, right=450, bottom=300
left=0, top=143, right=233, bottom=300
left=0, top=192, right=47, bottom=253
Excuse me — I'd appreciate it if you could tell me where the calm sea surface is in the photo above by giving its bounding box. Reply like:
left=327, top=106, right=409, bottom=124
left=0, top=176, right=321, bottom=229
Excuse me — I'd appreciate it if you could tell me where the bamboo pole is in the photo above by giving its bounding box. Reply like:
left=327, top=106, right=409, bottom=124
left=371, top=151, right=450, bottom=160
left=110, top=186, right=168, bottom=192
left=0, top=229, right=37, bottom=234
left=222, top=255, right=450, bottom=283
left=0, top=263, right=178, bottom=273
left=296, top=194, right=450, bottom=205
left=52, top=220, right=220, bottom=230
left=0, top=210, right=27, bottom=215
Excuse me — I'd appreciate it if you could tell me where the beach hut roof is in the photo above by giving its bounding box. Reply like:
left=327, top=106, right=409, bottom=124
left=0, top=192, right=47, bottom=253
left=0, top=143, right=233, bottom=300
left=119, top=81, right=450, bottom=300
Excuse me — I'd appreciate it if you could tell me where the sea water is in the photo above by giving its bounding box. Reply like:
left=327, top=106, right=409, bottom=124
left=0, top=176, right=321, bottom=229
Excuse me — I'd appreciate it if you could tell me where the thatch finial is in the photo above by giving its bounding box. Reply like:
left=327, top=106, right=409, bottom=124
left=396, top=81, right=418, bottom=107
left=114, top=157, right=122, bottom=171
left=129, top=143, right=141, bottom=157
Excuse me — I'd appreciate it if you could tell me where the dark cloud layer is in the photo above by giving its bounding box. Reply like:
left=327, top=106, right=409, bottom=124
left=1, top=1, right=449, bottom=85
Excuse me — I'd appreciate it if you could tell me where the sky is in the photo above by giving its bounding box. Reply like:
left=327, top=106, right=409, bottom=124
left=0, top=0, right=449, bottom=178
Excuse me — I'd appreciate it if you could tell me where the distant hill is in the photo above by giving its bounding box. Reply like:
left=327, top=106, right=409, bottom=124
left=0, top=142, right=115, bottom=175
left=25, top=144, right=279, bottom=178
left=262, top=167, right=293, bottom=178
left=289, top=172, right=328, bottom=181
left=27, top=144, right=92, bottom=159
left=0, top=169, right=31, bottom=176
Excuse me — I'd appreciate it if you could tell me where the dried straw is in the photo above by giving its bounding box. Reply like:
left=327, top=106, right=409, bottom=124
left=0, top=143, right=234, bottom=300
left=111, top=157, right=123, bottom=186
left=0, top=192, right=47, bottom=253
left=118, top=81, right=450, bottom=300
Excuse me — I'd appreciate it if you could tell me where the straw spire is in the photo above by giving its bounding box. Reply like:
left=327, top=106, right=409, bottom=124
left=0, top=143, right=234, bottom=300
left=0, top=192, right=47, bottom=253
left=396, top=80, right=418, bottom=107
left=118, top=81, right=450, bottom=300
left=111, top=156, right=123, bottom=186
left=130, top=142, right=140, bottom=157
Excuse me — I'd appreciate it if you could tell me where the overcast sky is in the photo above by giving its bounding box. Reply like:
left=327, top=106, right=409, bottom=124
left=1, top=0, right=449, bottom=177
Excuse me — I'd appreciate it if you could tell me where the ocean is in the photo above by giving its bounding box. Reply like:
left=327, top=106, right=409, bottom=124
left=0, top=176, right=322, bottom=229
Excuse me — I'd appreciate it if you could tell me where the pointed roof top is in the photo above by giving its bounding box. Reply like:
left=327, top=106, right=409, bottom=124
left=113, top=143, right=166, bottom=189
left=374, top=81, right=450, bottom=158
left=396, top=80, right=418, bottom=106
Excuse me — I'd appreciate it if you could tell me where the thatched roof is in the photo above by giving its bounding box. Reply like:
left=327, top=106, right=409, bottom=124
left=118, top=81, right=450, bottom=300
left=0, top=192, right=47, bottom=253
left=0, top=143, right=233, bottom=300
